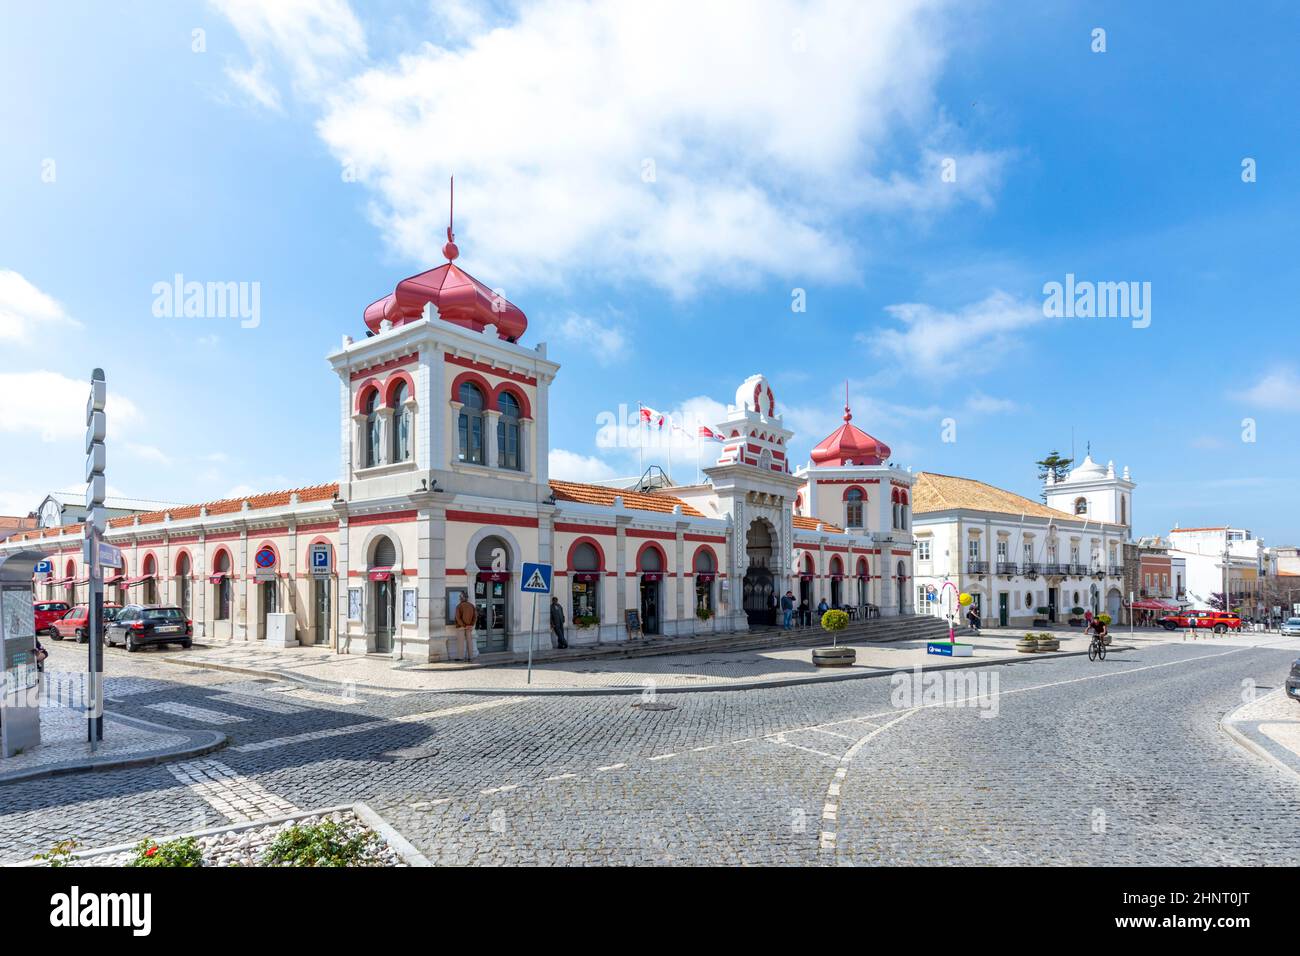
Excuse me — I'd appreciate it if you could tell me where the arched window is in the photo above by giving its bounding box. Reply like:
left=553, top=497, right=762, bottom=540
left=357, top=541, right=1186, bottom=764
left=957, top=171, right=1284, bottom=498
left=391, top=380, right=411, bottom=463
left=1074, top=497, right=1088, bottom=515
left=1120, top=496, right=1128, bottom=525
left=845, top=488, right=864, bottom=528
left=363, top=388, right=381, bottom=468
left=372, top=536, right=397, bottom=570
left=177, top=553, right=192, bottom=618
left=458, top=382, right=486, bottom=464
left=497, top=391, right=522, bottom=471
left=142, top=554, right=157, bottom=605
left=214, top=550, right=232, bottom=621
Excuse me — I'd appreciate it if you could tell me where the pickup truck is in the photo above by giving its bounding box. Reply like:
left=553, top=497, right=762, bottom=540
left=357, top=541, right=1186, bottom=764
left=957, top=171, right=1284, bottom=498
left=1159, top=609, right=1242, bottom=633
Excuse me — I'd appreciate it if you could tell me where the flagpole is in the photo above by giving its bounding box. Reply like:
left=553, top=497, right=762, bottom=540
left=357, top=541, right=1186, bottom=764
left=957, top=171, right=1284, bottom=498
left=637, top=402, right=644, bottom=478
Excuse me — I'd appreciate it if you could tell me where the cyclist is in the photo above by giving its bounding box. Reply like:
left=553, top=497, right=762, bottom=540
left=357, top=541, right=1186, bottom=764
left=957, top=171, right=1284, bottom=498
left=1086, top=614, right=1108, bottom=659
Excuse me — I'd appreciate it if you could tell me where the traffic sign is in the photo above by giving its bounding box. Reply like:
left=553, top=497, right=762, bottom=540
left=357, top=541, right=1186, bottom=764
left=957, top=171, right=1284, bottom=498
left=98, top=542, right=122, bottom=569
left=521, top=562, right=552, bottom=594
left=35, top=560, right=52, bottom=575
left=255, top=546, right=277, bottom=569
left=311, top=544, right=331, bottom=575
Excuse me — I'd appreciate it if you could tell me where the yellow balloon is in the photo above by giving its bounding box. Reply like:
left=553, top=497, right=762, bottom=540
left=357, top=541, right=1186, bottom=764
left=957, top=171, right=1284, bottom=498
left=958, top=592, right=973, bottom=606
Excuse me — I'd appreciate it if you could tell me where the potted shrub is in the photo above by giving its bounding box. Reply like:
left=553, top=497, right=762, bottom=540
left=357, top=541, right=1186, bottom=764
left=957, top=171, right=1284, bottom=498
left=1032, top=606, right=1049, bottom=627
left=1036, top=630, right=1060, bottom=651
left=1016, top=633, right=1040, bottom=653
left=696, top=607, right=713, bottom=621
left=1068, top=606, right=1085, bottom=626
left=812, top=609, right=854, bottom=666
left=574, top=614, right=600, bottom=629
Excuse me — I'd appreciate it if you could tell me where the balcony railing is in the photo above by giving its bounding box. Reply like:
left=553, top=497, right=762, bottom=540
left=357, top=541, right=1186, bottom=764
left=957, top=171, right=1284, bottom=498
left=1069, top=564, right=1088, bottom=576
left=1022, top=562, right=1041, bottom=577
left=966, top=560, right=989, bottom=574
left=1108, top=565, right=1125, bottom=577
left=996, top=562, right=1018, bottom=575
left=1045, top=564, right=1069, bottom=576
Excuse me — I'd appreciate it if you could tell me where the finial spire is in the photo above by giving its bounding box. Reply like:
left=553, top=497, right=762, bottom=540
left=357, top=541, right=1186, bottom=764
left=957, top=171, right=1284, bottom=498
left=843, top=379, right=852, bottom=422
left=442, top=175, right=459, bottom=262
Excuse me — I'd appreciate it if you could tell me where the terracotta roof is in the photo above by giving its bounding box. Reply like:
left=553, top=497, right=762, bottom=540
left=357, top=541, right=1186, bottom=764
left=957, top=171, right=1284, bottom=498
left=793, top=515, right=845, bottom=533
left=912, top=472, right=1081, bottom=522
left=548, top=480, right=704, bottom=517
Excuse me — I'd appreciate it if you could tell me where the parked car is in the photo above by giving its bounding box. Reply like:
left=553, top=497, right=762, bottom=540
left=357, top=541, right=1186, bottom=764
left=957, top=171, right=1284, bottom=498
left=1288, top=658, right=1300, bottom=703
left=105, top=604, right=192, bottom=652
left=1280, top=617, right=1300, bottom=638
left=1158, top=609, right=1242, bottom=633
left=50, top=603, right=123, bottom=643
left=34, top=601, right=71, bottom=636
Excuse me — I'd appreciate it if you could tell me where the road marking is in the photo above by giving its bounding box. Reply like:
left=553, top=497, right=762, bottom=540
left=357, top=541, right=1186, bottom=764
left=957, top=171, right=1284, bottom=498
left=818, top=708, right=920, bottom=852
left=545, top=773, right=579, bottom=782
left=231, top=696, right=524, bottom=753
left=146, top=701, right=247, bottom=725
left=209, top=692, right=307, bottom=715
left=648, top=753, right=677, bottom=761
left=481, top=784, right=519, bottom=795
left=166, top=758, right=299, bottom=823
left=596, top=763, right=627, bottom=772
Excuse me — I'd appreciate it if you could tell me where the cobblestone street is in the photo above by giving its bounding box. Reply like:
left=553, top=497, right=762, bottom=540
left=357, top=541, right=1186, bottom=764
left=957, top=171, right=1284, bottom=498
left=3, top=636, right=1298, bottom=865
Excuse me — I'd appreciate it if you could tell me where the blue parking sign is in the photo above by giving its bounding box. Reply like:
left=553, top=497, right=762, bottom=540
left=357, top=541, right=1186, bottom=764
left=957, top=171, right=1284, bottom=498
left=521, top=562, right=552, bottom=594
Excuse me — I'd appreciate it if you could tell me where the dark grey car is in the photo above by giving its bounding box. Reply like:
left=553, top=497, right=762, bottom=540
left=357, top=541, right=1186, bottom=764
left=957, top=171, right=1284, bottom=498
left=106, top=604, right=193, bottom=652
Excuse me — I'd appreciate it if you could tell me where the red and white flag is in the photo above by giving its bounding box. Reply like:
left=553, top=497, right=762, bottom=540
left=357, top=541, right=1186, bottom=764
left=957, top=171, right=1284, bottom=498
left=697, top=424, right=724, bottom=442
left=638, top=405, right=665, bottom=429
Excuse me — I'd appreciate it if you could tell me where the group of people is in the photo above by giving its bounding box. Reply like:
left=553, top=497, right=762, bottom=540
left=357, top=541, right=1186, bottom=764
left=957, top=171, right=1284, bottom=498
left=778, top=591, right=833, bottom=629
left=449, top=593, right=572, bottom=662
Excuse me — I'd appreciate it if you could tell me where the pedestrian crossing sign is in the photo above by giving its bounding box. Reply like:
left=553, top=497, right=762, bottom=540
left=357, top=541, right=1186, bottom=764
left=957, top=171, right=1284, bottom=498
left=521, top=562, right=552, bottom=594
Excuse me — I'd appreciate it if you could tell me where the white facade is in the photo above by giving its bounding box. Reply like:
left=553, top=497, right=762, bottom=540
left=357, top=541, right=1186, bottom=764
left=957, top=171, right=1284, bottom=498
left=1168, top=526, right=1269, bottom=611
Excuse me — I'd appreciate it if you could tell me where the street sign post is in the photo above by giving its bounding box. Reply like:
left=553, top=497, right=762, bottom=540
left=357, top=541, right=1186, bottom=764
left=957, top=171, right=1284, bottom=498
left=85, top=369, right=107, bottom=748
left=520, top=562, right=553, bottom=685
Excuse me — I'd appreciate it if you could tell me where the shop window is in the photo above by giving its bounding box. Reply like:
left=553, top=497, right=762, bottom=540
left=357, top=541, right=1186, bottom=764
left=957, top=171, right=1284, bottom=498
left=214, top=551, right=232, bottom=620
left=497, top=391, right=523, bottom=471
left=694, top=549, right=716, bottom=617
left=458, top=382, right=486, bottom=464
left=571, top=542, right=600, bottom=624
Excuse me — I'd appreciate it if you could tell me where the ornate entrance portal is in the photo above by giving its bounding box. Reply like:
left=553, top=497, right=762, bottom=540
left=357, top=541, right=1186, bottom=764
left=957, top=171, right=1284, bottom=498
left=742, top=519, right=776, bottom=627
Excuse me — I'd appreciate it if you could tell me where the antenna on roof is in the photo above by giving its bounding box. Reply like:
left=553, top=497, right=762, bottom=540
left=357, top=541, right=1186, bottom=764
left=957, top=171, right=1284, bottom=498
left=443, top=175, right=459, bottom=262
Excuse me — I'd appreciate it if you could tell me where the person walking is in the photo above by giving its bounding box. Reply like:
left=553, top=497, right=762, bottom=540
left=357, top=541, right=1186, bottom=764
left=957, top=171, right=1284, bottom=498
left=780, top=590, right=795, bottom=629
left=453, top=594, right=479, bottom=661
left=966, top=605, right=981, bottom=633
left=550, top=596, right=568, bottom=649
left=816, top=597, right=829, bottom=624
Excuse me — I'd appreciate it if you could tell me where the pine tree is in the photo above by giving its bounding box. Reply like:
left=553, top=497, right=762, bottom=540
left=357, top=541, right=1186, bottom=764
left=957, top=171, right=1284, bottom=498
left=1035, top=450, right=1073, bottom=500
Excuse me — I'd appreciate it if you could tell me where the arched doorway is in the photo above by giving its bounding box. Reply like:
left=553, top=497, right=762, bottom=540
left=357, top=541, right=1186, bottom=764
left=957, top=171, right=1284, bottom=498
left=742, top=519, right=775, bottom=627
left=896, top=560, right=906, bottom=612
left=693, top=548, right=716, bottom=622
left=798, top=552, right=815, bottom=613
left=474, top=535, right=511, bottom=653
left=1106, top=588, right=1122, bottom=622
left=141, top=555, right=157, bottom=605
left=638, top=545, right=664, bottom=635
left=370, top=535, right=398, bottom=653
left=176, top=553, right=192, bottom=619
left=856, top=557, right=869, bottom=608
left=829, top=556, right=843, bottom=608
left=570, top=541, right=601, bottom=627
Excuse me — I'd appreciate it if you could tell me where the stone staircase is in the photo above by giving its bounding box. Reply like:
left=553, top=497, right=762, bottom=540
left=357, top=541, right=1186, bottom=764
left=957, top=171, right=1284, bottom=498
left=479, top=614, right=952, bottom=667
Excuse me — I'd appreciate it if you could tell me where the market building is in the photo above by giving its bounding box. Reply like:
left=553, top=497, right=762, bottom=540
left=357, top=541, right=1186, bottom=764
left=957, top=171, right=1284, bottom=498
left=2, top=236, right=915, bottom=660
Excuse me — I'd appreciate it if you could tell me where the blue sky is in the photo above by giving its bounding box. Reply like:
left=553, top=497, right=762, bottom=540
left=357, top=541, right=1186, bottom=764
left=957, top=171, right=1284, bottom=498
left=2, top=0, right=1298, bottom=541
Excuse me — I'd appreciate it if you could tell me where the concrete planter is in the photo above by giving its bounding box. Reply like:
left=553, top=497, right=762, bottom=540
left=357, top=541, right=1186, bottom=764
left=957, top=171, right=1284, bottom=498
left=1037, top=638, right=1060, bottom=651
left=1016, top=639, right=1041, bottom=653
left=813, top=646, right=856, bottom=667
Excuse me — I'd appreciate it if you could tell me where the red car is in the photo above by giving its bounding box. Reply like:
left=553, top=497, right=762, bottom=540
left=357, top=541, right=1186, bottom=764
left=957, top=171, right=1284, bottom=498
left=50, top=604, right=123, bottom=643
left=1159, top=609, right=1242, bottom=633
left=34, top=601, right=70, bottom=636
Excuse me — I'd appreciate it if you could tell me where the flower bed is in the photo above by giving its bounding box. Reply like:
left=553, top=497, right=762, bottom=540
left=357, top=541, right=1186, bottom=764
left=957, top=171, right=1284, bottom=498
left=25, top=805, right=427, bottom=868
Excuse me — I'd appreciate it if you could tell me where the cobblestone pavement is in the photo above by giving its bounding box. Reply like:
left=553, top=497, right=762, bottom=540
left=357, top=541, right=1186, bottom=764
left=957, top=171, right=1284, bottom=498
left=2, top=638, right=1298, bottom=865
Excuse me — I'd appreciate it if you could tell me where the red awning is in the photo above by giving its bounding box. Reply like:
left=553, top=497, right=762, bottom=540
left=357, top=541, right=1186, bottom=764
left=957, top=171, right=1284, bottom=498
left=573, top=572, right=601, bottom=583
left=124, top=574, right=154, bottom=586
left=695, top=573, right=716, bottom=583
left=476, top=570, right=508, bottom=582
left=369, top=569, right=394, bottom=581
left=1130, top=599, right=1178, bottom=611
left=640, top=572, right=662, bottom=581
left=104, top=574, right=124, bottom=585
left=209, top=572, right=228, bottom=583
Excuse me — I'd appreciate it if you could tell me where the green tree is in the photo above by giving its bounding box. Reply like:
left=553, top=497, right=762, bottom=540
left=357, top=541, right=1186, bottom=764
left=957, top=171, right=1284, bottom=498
left=1035, top=450, right=1073, bottom=499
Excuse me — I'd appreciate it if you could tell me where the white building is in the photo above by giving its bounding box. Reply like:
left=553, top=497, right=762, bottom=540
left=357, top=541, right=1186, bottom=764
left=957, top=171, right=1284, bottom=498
left=911, top=454, right=1133, bottom=627
left=1168, top=526, right=1270, bottom=612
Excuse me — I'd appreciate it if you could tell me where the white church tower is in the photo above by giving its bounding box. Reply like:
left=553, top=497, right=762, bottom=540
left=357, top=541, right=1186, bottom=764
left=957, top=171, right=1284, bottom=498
left=1043, top=452, right=1135, bottom=530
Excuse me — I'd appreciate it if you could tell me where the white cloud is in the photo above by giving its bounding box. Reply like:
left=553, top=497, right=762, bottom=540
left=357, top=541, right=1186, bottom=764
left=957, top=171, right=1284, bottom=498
left=863, top=290, right=1045, bottom=371
left=211, top=0, right=365, bottom=106
left=964, top=392, right=1018, bottom=415
left=554, top=313, right=628, bottom=365
left=1233, top=367, right=1300, bottom=410
left=0, top=371, right=140, bottom=441
left=206, top=0, right=1011, bottom=294
left=549, top=449, right=618, bottom=482
left=0, top=270, right=79, bottom=343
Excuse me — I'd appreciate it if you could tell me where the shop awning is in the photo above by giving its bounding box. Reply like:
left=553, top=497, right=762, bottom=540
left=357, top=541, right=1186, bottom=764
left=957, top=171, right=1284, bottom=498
left=1130, top=599, right=1179, bottom=611
left=475, top=570, right=508, bottom=582
left=573, top=572, right=601, bottom=583
left=208, top=572, right=228, bottom=583
left=695, top=572, right=716, bottom=582
left=640, top=572, right=662, bottom=581
left=104, top=573, right=124, bottom=585
left=124, top=574, right=154, bottom=586
left=368, top=569, right=394, bottom=581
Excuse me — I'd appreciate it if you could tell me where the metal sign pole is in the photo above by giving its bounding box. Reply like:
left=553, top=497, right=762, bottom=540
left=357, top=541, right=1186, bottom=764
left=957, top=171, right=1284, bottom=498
left=85, top=369, right=107, bottom=747
left=527, top=593, right=536, bottom=685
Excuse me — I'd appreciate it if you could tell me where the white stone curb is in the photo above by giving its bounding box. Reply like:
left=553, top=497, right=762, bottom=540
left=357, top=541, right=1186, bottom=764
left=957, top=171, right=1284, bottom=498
left=1219, top=690, right=1300, bottom=786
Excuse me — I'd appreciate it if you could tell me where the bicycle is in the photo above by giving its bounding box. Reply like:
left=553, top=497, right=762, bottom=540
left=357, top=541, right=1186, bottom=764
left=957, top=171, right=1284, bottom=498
left=1087, top=632, right=1107, bottom=661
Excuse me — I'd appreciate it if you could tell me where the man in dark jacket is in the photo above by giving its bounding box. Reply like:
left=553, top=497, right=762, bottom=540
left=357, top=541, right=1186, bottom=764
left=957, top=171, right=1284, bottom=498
left=550, top=596, right=568, bottom=649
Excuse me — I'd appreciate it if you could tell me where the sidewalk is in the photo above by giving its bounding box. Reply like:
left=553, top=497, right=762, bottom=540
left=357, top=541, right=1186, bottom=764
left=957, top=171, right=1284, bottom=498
left=1221, top=688, right=1300, bottom=780
left=0, top=704, right=227, bottom=785
left=166, top=628, right=1129, bottom=695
